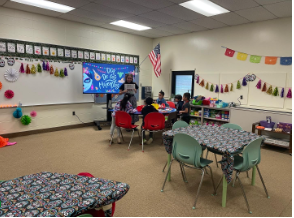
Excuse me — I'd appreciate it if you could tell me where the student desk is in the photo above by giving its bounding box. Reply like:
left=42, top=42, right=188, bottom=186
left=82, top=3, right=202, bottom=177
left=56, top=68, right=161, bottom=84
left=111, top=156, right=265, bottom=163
left=109, top=108, right=177, bottom=115
left=0, top=172, right=129, bottom=217
left=162, top=125, right=263, bottom=208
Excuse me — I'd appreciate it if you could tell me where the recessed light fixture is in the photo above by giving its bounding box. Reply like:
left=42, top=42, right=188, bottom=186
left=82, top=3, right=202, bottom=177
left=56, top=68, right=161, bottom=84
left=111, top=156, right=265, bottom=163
left=110, top=20, right=151, bottom=31
left=180, top=0, right=229, bottom=17
left=10, top=0, right=75, bottom=13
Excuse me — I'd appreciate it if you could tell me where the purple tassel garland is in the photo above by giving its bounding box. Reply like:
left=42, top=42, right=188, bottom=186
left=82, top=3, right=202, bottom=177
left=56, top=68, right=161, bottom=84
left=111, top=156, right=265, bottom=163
left=221, top=85, right=224, bottom=93
left=215, top=85, right=219, bottom=93
left=19, top=63, right=25, bottom=73
left=46, top=61, right=50, bottom=71
left=64, top=68, right=68, bottom=76
left=256, top=79, right=261, bottom=89
left=287, top=88, right=292, bottom=98
left=242, top=77, right=247, bottom=86
left=42, top=61, right=46, bottom=70
left=196, top=76, right=199, bottom=84
left=281, top=88, right=284, bottom=98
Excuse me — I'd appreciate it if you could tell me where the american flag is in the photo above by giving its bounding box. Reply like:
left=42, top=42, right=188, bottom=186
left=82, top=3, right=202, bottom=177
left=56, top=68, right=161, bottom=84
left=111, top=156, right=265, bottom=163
left=148, top=44, right=161, bottom=77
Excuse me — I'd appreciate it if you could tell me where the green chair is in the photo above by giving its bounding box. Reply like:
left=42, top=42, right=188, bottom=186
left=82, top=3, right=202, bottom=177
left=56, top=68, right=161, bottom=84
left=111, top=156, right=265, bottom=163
left=206, top=123, right=243, bottom=168
left=172, top=120, right=189, bottom=129
left=77, top=214, right=93, bottom=217
left=161, top=133, right=216, bottom=210
left=213, top=138, right=269, bottom=214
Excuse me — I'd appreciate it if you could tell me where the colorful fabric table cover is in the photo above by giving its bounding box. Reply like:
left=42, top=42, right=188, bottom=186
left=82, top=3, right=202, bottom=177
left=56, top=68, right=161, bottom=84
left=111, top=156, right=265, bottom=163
left=162, top=125, right=263, bottom=183
left=0, top=172, right=129, bottom=217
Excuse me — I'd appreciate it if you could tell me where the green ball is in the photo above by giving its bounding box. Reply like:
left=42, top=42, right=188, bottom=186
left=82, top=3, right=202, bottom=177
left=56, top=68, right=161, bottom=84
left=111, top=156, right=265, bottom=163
left=20, top=115, right=31, bottom=125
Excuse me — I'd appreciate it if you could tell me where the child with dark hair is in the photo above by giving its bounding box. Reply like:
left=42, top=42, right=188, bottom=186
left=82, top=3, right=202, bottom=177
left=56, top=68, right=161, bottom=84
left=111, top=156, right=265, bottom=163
left=175, top=94, right=184, bottom=113
left=110, top=93, right=136, bottom=144
left=179, top=92, right=191, bottom=124
left=141, top=97, right=158, bottom=144
left=156, top=90, right=169, bottom=107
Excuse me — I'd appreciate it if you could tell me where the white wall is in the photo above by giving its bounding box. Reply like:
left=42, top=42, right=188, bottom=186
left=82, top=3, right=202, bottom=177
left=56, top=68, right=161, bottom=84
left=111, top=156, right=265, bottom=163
left=0, top=7, right=153, bottom=134
left=152, top=18, right=292, bottom=112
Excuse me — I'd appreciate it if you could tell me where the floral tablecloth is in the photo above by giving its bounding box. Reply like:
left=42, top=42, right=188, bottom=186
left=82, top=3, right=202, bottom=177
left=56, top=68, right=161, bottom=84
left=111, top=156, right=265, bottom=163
left=0, top=172, right=129, bottom=217
left=162, top=125, right=263, bottom=183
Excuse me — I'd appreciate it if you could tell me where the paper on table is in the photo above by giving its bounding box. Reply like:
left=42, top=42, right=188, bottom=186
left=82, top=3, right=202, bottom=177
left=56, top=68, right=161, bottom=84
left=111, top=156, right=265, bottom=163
left=124, top=84, right=135, bottom=95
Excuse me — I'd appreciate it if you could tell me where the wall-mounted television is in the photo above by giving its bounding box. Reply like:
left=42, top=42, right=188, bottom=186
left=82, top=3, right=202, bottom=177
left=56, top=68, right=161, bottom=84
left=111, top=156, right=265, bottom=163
left=83, top=62, right=135, bottom=94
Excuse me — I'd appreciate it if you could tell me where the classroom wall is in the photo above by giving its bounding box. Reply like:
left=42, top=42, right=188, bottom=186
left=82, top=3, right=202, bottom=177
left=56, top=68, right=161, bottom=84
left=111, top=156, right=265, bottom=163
left=0, top=7, right=153, bottom=135
left=152, top=18, right=292, bottom=112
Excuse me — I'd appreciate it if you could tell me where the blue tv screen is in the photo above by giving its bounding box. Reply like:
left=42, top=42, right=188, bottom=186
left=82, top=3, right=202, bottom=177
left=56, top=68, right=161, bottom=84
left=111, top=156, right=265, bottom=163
left=83, top=62, right=135, bottom=94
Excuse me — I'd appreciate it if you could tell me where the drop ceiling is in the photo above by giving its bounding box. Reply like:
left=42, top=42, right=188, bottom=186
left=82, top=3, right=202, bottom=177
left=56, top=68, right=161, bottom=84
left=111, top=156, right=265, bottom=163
left=0, top=0, right=292, bottom=38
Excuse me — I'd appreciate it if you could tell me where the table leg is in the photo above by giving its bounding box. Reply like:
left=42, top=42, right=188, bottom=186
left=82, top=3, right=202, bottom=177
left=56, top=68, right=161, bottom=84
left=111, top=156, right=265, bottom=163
left=222, top=175, right=227, bottom=208
left=167, top=154, right=171, bottom=181
left=251, top=166, right=256, bottom=186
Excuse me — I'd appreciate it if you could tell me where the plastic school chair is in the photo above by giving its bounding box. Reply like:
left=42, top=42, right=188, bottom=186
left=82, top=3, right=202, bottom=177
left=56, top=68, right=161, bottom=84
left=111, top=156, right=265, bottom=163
left=77, top=172, right=116, bottom=217
left=167, top=101, right=176, bottom=108
left=113, top=111, right=140, bottom=151
left=206, top=123, right=243, bottom=168
left=213, top=138, right=269, bottom=214
left=161, top=133, right=216, bottom=210
left=141, top=112, right=165, bottom=152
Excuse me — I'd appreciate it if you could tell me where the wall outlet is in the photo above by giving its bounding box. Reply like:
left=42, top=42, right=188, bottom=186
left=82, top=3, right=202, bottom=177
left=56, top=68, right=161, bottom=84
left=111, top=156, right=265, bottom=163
left=240, top=95, right=243, bottom=100
left=72, top=111, right=75, bottom=116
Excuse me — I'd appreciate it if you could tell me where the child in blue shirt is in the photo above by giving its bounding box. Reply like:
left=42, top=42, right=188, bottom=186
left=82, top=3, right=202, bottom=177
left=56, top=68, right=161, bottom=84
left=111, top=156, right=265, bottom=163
left=157, top=90, right=169, bottom=107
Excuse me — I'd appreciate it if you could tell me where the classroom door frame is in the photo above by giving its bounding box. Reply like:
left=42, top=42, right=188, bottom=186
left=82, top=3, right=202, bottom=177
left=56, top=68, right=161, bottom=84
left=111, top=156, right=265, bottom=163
left=171, top=70, right=195, bottom=97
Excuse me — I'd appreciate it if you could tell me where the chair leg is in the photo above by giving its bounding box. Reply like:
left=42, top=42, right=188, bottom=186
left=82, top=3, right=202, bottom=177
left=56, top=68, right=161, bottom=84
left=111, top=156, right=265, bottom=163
left=206, top=150, right=209, bottom=159
left=232, top=172, right=237, bottom=187
left=141, top=130, right=145, bottom=152
left=192, top=169, right=205, bottom=210
left=246, top=171, right=249, bottom=178
left=119, top=128, right=124, bottom=142
left=256, top=165, right=270, bottom=198
left=110, top=132, right=114, bottom=146
left=162, top=162, right=167, bottom=172
left=214, top=175, right=223, bottom=195
left=236, top=172, right=252, bottom=214
left=214, top=154, right=219, bottom=168
left=180, top=163, right=188, bottom=183
left=207, top=165, right=216, bottom=193
left=127, top=130, right=135, bottom=151
left=161, top=159, right=174, bottom=192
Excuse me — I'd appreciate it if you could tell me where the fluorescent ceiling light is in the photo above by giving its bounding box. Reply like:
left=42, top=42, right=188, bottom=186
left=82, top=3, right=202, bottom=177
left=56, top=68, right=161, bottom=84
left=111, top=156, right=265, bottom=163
left=110, top=20, right=151, bottom=31
left=10, top=0, right=75, bottom=13
left=180, top=0, right=229, bottom=17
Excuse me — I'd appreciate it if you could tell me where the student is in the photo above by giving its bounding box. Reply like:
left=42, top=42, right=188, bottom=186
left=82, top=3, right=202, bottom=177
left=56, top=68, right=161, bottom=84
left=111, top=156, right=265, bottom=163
left=119, top=74, right=139, bottom=125
left=157, top=90, right=169, bottom=107
left=142, top=97, right=158, bottom=145
left=110, top=94, right=135, bottom=143
left=179, top=92, right=191, bottom=124
left=175, top=94, right=184, bottom=113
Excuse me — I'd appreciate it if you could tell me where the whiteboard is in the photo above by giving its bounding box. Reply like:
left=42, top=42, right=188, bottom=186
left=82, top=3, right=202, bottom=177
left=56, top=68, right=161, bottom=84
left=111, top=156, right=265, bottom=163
left=194, top=73, right=219, bottom=99
left=0, top=60, right=93, bottom=106
left=248, top=72, right=286, bottom=109
left=219, top=73, right=249, bottom=105
left=284, top=72, right=292, bottom=110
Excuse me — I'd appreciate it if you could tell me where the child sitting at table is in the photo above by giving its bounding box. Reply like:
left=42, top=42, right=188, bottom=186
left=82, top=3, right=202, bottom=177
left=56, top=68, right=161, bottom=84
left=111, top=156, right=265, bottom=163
left=157, top=90, right=169, bottom=107
left=142, top=97, right=158, bottom=144
left=110, top=93, right=136, bottom=144
left=179, top=92, right=191, bottom=124
left=175, top=94, right=184, bottom=113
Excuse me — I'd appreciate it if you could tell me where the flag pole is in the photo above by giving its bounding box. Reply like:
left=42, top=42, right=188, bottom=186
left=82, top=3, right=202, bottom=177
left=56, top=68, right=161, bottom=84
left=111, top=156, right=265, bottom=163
left=139, top=54, right=149, bottom=67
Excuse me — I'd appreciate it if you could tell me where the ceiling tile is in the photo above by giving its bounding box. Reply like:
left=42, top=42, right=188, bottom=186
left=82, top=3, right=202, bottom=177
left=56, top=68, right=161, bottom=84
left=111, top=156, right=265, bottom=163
left=69, top=9, right=117, bottom=23
left=190, top=18, right=227, bottom=29
left=4, top=1, right=62, bottom=17
left=254, top=0, right=289, bottom=5
left=158, top=5, right=205, bottom=21
left=134, top=29, right=174, bottom=38
left=127, top=0, right=175, bottom=9
left=124, top=16, right=167, bottom=27
left=139, top=11, right=184, bottom=24
left=0, top=0, right=7, bottom=6
left=263, top=1, right=292, bottom=17
left=173, top=21, right=208, bottom=31
left=81, top=3, right=134, bottom=19
left=212, top=12, right=250, bottom=25
left=168, top=0, right=187, bottom=3
left=235, top=6, right=277, bottom=22
left=155, top=25, right=190, bottom=34
left=50, top=0, right=91, bottom=8
left=210, top=0, right=259, bottom=11
left=59, top=14, right=106, bottom=26
left=89, top=0, right=152, bottom=15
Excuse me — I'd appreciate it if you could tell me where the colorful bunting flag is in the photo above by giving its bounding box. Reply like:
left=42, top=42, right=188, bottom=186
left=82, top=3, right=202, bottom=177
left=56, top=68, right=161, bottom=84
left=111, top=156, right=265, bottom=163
left=225, top=48, right=235, bottom=57
left=250, top=55, right=261, bottom=63
left=237, top=52, right=248, bottom=61
left=280, top=57, right=292, bottom=65
left=265, top=56, right=277, bottom=65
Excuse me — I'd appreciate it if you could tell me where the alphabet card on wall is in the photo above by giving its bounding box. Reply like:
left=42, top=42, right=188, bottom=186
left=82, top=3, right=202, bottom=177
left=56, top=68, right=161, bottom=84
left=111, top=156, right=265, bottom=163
left=26, top=45, right=33, bottom=54
left=101, top=53, right=106, bottom=61
left=116, top=55, right=120, bottom=62
left=43, top=47, right=49, bottom=56
left=134, top=57, right=137, bottom=64
left=50, top=48, right=56, bottom=56
left=71, top=50, right=77, bottom=58
left=126, top=56, right=129, bottom=63
left=0, top=42, right=6, bottom=52
left=84, top=51, right=89, bottom=59
left=130, top=57, right=133, bottom=64
left=34, top=46, right=41, bottom=55
left=96, top=53, right=100, bottom=60
left=112, top=55, right=116, bottom=62
left=121, top=56, right=125, bottom=63
left=90, top=52, right=95, bottom=60
left=7, top=43, right=15, bottom=53
left=65, top=49, right=71, bottom=58
left=17, top=44, right=24, bottom=53
left=78, top=51, right=83, bottom=59
left=107, top=54, right=111, bottom=61
left=58, top=48, right=64, bottom=57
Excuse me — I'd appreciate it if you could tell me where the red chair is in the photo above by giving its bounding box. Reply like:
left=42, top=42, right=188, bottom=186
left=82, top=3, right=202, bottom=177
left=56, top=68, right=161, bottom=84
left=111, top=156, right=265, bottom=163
left=141, top=112, right=165, bottom=152
left=113, top=111, right=139, bottom=150
left=77, top=172, right=116, bottom=217
left=167, top=101, right=176, bottom=109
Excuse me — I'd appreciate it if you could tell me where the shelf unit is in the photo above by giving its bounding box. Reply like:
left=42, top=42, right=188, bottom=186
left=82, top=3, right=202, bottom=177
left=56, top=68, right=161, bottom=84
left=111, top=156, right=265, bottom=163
left=190, top=105, right=230, bottom=125
left=252, top=122, right=292, bottom=155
